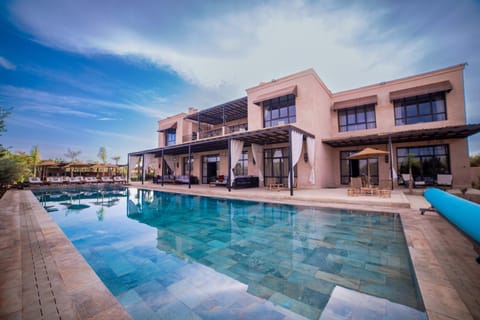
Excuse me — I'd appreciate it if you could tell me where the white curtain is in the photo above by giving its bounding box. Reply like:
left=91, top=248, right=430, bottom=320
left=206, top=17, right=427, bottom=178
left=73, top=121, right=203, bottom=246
left=306, top=137, right=315, bottom=184
left=163, top=155, right=175, bottom=174
left=288, top=130, right=304, bottom=188
left=230, top=139, right=245, bottom=186
left=251, top=143, right=264, bottom=182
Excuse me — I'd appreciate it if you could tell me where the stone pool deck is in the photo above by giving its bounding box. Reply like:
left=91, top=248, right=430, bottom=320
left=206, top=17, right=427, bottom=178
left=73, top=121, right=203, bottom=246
left=1, top=184, right=479, bottom=319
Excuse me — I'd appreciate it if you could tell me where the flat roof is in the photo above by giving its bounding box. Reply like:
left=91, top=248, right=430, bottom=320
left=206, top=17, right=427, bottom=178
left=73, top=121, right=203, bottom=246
left=130, top=125, right=315, bottom=156
left=322, top=124, right=480, bottom=147
left=184, top=96, right=248, bottom=125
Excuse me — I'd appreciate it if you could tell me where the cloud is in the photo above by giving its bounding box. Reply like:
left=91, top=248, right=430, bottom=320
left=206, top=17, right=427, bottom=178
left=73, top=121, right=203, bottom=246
left=0, top=56, right=16, bottom=70
left=0, top=85, right=167, bottom=119
left=83, top=128, right=150, bottom=143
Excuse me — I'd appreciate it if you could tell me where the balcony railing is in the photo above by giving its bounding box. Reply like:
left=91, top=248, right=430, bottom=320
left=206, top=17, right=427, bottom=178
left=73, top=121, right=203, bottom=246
left=181, top=124, right=249, bottom=143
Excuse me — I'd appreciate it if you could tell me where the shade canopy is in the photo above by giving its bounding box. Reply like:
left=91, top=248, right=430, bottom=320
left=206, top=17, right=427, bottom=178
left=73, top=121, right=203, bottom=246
left=38, top=160, right=59, bottom=167
left=348, top=147, right=389, bottom=160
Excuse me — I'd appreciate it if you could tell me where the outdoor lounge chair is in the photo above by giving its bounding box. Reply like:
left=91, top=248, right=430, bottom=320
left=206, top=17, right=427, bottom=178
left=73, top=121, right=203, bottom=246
left=70, top=176, right=83, bottom=184
left=113, top=176, right=127, bottom=183
left=377, top=179, right=392, bottom=198
left=347, top=177, right=363, bottom=196
left=101, top=176, right=114, bottom=183
left=46, top=177, right=63, bottom=184
left=437, top=174, right=453, bottom=187
left=84, top=176, right=99, bottom=183
left=28, top=177, right=43, bottom=185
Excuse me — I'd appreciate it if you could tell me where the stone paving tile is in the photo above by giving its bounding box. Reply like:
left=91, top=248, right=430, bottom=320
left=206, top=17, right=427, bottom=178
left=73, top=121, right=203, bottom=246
left=3, top=186, right=480, bottom=320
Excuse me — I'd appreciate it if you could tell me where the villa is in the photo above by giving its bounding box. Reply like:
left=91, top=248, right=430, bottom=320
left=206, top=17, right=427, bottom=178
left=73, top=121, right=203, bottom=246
left=129, top=63, right=480, bottom=192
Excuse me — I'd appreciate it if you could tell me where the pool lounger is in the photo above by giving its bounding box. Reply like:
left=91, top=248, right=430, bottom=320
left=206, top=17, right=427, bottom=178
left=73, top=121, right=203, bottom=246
left=423, top=188, right=480, bottom=263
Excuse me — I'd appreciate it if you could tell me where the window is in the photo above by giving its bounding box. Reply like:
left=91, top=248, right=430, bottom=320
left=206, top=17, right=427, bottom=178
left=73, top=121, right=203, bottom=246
left=263, top=94, right=296, bottom=128
left=202, top=154, right=219, bottom=184
left=394, top=92, right=446, bottom=126
left=263, top=148, right=296, bottom=186
left=182, top=156, right=194, bottom=176
left=165, top=128, right=176, bottom=146
left=338, top=104, right=376, bottom=132
left=397, top=145, right=450, bottom=183
left=340, top=151, right=378, bottom=185
left=233, top=151, right=248, bottom=176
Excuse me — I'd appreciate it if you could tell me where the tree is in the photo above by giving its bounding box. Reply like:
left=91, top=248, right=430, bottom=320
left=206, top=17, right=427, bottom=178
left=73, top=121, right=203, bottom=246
left=0, top=152, right=30, bottom=192
left=0, top=106, right=12, bottom=155
left=98, top=146, right=107, bottom=164
left=470, top=153, right=480, bottom=167
left=111, top=156, right=120, bottom=165
left=30, top=145, right=41, bottom=177
left=64, top=148, right=81, bottom=162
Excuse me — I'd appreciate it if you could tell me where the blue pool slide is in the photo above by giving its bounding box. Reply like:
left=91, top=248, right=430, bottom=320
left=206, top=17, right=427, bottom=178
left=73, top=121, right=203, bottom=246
left=424, top=188, right=480, bottom=263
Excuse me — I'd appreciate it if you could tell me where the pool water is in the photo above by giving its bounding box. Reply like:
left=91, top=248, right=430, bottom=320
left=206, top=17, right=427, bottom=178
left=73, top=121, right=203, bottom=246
left=35, top=187, right=426, bottom=319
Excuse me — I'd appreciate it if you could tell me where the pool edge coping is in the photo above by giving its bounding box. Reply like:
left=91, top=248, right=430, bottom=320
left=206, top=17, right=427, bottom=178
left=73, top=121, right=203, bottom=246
left=7, top=186, right=476, bottom=320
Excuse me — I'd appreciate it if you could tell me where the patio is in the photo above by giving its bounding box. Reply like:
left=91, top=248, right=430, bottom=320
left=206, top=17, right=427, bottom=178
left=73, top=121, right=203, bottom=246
left=1, top=184, right=479, bottom=319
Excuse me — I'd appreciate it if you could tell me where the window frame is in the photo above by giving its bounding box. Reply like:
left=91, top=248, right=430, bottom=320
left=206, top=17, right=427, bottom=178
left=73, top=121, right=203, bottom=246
left=337, top=104, right=376, bottom=132
left=396, top=144, right=450, bottom=183
left=233, top=151, right=248, bottom=176
left=165, top=128, right=176, bottom=146
left=394, top=91, right=447, bottom=126
left=263, top=94, right=296, bottom=128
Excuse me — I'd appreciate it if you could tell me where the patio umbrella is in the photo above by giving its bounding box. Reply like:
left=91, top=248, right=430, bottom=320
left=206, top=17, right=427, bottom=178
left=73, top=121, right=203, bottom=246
left=348, top=147, right=389, bottom=186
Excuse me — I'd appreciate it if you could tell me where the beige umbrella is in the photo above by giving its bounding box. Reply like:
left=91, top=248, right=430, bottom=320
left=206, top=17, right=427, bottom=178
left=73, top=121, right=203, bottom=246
left=348, top=147, right=389, bottom=186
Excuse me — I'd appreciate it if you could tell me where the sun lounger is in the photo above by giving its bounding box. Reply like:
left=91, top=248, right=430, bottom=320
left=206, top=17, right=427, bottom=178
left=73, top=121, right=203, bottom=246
left=70, top=176, right=83, bottom=184
left=113, top=176, right=127, bottom=183
left=46, top=177, right=63, bottom=184
left=101, top=176, right=114, bottom=183
left=437, top=174, right=453, bottom=187
left=84, top=177, right=99, bottom=183
left=28, top=177, right=43, bottom=185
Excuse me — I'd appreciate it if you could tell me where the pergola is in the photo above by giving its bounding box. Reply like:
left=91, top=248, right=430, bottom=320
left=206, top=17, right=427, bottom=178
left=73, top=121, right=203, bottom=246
left=129, top=124, right=315, bottom=196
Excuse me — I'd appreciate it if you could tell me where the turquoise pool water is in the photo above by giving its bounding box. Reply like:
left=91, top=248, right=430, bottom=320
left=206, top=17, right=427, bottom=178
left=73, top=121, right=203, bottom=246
left=34, top=186, right=426, bottom=319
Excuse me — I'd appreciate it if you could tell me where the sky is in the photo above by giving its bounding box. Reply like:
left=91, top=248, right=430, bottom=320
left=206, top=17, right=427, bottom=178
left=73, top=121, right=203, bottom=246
left=1, top=0, right=480, bottom=163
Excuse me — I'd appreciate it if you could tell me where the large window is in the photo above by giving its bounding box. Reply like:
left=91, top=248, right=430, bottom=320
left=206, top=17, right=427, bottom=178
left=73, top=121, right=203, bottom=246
left=338, top=104, right=376, bottom=132
left=182, top=156, right=194, bottom=176
left=263, top=94, right=296, bottom=128
left=340, top=151, right=378, bottom=185
left=264, top=148, right=296, bottom=186
left=233, top=151, right=248, bottom=176
left=397, top=145, right=450, bottom=183
left=394, top=92, right=446, bottom=126
left=165, top=128, right=176, bottom=146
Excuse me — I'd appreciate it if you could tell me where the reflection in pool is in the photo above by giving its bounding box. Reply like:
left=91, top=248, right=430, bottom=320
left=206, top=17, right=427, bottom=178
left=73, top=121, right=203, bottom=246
left=35, top=187, right=426, bottom=320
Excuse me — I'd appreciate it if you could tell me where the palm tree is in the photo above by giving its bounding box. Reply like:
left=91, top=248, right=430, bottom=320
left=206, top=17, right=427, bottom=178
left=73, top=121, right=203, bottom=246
left=30, top=145, right=40, bottom=177
left=98, top=147, right=107, bottom=165
left=406, top=154, right=419, bottom=193
left=111, top=156, right=120, bottom=176
left=64, top=148, right=81, bottom=162
left=111, top=156, right=120, bottom=165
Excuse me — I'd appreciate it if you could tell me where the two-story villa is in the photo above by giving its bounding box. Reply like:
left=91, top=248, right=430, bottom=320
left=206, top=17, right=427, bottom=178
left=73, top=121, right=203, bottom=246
left=129, top=63, right=480, bottom=193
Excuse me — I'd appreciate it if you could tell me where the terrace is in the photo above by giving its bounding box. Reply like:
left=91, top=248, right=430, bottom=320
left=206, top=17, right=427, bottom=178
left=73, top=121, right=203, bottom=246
left=1, top=184, right=479, bottom=319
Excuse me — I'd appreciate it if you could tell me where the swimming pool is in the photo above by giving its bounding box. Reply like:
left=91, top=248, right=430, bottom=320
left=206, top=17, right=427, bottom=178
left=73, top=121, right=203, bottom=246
left=34, top=186, right=426, bottom=319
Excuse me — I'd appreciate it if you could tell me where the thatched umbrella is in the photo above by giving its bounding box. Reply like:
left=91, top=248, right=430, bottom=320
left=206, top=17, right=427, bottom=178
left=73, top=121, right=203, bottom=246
left=348, top=147, right=389, bottom=186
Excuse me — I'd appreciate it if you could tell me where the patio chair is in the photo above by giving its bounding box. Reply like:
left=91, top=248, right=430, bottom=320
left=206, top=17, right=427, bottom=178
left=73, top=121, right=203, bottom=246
left=113, top=176, right=127, bottom=184
left=437, top=174, right=453, bottom=188
left=28, top=177, right=43, bottom=185
left=377, top=179, right=392, bottom=198
left=401, top=174, right=410, bottom=186
left=84, top=176, right=99, bottom=183
left=101, top=176, right=114, bottom=183
left=46, top=177, right=63, bottom=184
left=348, top=177, right=363, bottom=196
left=70, top=176, right=83, bottom=184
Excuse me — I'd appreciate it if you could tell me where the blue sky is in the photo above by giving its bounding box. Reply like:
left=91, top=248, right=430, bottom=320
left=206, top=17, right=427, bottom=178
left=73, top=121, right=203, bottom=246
left=1, top=0, right=480, bottom=163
